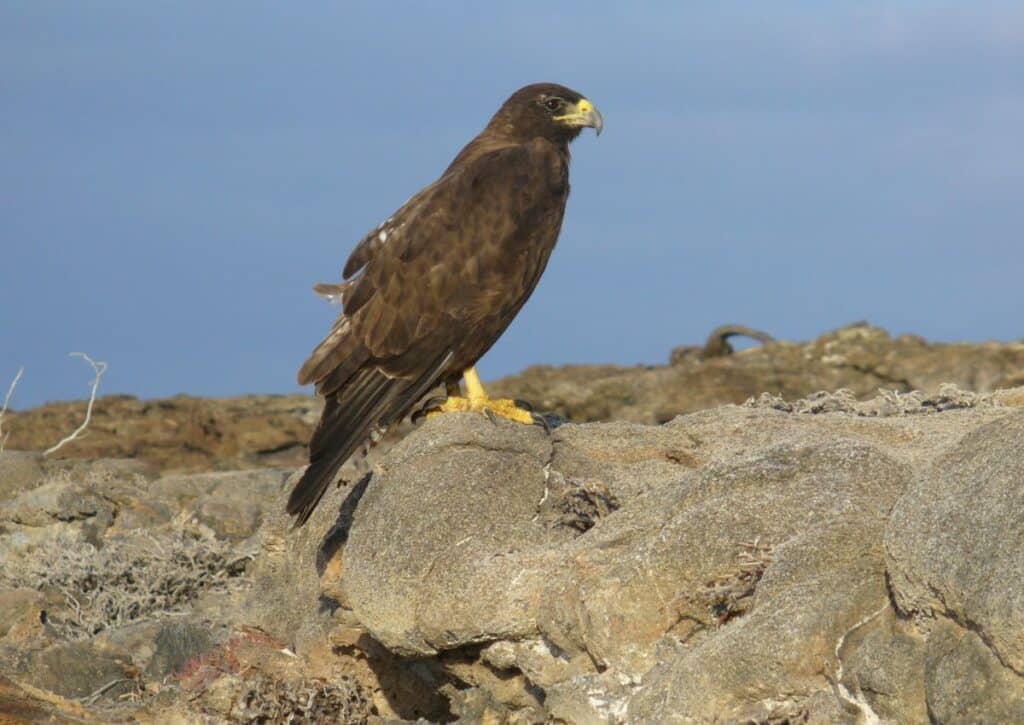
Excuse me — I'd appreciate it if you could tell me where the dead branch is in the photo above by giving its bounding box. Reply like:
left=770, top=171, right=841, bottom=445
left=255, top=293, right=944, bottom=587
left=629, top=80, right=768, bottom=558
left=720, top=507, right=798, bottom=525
left=43, top=353, right=108, bottom=457
left=0, top=365, right=24, bottom=452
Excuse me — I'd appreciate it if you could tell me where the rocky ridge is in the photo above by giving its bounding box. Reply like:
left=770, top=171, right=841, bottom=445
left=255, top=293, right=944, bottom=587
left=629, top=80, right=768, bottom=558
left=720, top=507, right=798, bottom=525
left=1, top=384, right=1021, bottom=721
left=259, top=385, right=1024, bottom=723
left=1, top=325, right=1023, bottom=722
left=5, top=323, right=1024, bottom=471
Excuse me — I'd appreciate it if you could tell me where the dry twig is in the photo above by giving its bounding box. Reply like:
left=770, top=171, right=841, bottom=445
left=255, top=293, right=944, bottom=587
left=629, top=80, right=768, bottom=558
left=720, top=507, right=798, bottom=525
left=44, top=352, right=107, bottom=457
left=0, top=365, right=24, bottom=452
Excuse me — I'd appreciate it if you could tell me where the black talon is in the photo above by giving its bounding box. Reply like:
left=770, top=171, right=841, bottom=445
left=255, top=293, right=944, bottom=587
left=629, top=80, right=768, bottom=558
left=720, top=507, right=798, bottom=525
left=412, top=395, right=448, bottom=423
left=514, top=398, right=535, bottom=412
left=484, top=408, right=500, bottom=426
left=532, top=411, right=567, bottom=432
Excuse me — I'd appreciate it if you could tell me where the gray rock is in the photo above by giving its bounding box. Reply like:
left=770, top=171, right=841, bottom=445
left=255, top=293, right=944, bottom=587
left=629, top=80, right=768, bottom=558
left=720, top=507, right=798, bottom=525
left=191, top=469, right=289, bottom=540
left=145, top=468, right=289, bottom=540
left=90, top=618, right=219, bottom=684
left=886, top=410, right=1024, bottom=672
left=7, top=384, right=1015, bottom=722
left=925, top=618, right=1024, bottom=724
left=278, top=390, right=1023, bottom=723
left=0, top=451, right=45, bottom=504
left=0, top=459, right=171, bottom=557
left=339, top=415, right=556, bottom=656
left=45, top=456, right=160, bottom=485
left=0, top=588, right=49, bottom=653
left=837, top=608, right=928, bottom=723
left=26, top=640, right=135, bottom=700
left=0, top=480, right=115, bottom=529
left=145, top=621, right=217, bottom=680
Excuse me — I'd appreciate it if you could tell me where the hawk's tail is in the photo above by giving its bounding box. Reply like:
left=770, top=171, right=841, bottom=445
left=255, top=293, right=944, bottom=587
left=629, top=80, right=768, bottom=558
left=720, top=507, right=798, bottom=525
left=287, top=352, right=452, bottom=527
left=287, top=369, right=395, bottom=527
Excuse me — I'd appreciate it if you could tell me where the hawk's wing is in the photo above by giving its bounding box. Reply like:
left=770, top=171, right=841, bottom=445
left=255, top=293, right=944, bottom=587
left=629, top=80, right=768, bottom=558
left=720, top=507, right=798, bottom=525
left=298, top=139, right=556, bottom=391
left=288, top=139, right=564, bottom=525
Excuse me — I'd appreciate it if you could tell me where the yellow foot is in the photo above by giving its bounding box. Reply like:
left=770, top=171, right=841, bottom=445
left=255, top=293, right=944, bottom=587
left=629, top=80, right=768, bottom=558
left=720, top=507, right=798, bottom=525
left=427, top=394, right=535, bottom=425
left=423, top=365, right=536, bottom=425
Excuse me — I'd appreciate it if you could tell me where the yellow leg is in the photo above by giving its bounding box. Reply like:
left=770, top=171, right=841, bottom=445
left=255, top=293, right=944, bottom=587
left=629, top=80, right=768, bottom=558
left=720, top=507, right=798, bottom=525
left=429, top=366, right=534, bottom=425
left=464, top=366, right=487, bottom=403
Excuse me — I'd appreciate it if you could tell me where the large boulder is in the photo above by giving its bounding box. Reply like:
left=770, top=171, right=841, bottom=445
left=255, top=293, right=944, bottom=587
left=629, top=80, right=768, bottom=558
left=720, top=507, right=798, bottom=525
left=251, top=386, right=1024, bottom=723
left=886, top=410, right=1024, bottom=717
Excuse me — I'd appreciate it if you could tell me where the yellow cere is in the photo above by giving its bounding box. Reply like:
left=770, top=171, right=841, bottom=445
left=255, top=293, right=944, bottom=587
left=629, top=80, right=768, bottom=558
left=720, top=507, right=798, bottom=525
left=553, top=98, right=591, bottom=121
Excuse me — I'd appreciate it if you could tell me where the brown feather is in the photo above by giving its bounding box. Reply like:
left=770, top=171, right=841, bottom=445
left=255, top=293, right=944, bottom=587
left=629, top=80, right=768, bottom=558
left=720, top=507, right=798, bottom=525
left=291, top=83, right=595, bottom=524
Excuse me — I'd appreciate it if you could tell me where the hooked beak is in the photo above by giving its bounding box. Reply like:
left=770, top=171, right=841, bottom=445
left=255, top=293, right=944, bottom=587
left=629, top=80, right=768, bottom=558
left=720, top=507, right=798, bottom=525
left=556, top=97, right=604, bottom=136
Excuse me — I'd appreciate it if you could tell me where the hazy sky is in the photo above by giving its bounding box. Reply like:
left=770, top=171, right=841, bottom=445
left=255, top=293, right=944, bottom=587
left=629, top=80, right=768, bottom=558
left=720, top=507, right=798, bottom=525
left=3, top=2, right=1023, bottom=408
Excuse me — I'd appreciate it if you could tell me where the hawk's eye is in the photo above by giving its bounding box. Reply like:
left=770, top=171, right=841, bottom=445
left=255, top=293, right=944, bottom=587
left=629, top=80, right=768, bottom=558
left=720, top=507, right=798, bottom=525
left=543, top=98, right=563, bottom=112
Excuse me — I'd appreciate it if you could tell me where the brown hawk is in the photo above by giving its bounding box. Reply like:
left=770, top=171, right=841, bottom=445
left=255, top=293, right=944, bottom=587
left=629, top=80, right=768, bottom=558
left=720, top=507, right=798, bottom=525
left=288, top=83, right=602, bottom=525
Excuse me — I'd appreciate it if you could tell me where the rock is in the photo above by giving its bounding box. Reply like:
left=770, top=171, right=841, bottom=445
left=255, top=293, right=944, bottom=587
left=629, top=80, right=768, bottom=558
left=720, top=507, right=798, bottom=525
left=493, top=323, right=1024, bottom=425
left=190, top=469, right=290, bottom=540
left=145, top=621, right=218, bottom=681
left=338, top=417, right=557, bottom=656
left=0, top=465, right=290, bottom=544
left=26, top=640, right=136, bottom=700
left=924, top=618, right=1024, bottom=723
left=0, top=451, right=45, bottom=504
left=1, top=480, right=117, bottom=530
left=3, top=357, right=1024, bottom=721
left=0, top=480, right=119, bottom=558
left=886, top=410, right=1024, bottom=672
left=836, top=609, right=928, bottom=723
left=0, top=588, right=49, bottom=652
left=91, top=619, right=219, bottom=683
left=259, top=386, right=1024, bottom=722
left=0, top=674, right=91, bottom=723
left=46, top=456, right=160, bottom=485
left=4, top=394, right=319, bottom=472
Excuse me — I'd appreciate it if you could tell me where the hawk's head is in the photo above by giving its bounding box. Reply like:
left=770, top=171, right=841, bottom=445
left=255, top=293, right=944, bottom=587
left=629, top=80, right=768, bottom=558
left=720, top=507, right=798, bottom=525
left=489, top=83, right=603, bottom=143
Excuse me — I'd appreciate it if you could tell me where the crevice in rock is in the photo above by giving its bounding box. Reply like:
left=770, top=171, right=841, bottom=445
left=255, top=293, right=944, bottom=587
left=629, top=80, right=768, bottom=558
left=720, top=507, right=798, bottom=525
left=697, top=539, right=774, bottom=625
left=551, top=479, right=621, bottom=534
left=332, top=635, right=458, bottom=722
left=922, top=581, right=1024, bottom=679
left=829, top=600, right=891, bottom=725
left=882, top=569, right=914, bottom=625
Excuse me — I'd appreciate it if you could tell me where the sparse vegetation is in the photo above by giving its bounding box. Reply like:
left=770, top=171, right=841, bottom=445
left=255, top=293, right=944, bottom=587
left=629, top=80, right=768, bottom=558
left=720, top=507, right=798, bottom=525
left=1, top=517, right=248, bottom=639
left=179, top=630, right=373, bottom=724
left=191, top=672, right=371, bottom=724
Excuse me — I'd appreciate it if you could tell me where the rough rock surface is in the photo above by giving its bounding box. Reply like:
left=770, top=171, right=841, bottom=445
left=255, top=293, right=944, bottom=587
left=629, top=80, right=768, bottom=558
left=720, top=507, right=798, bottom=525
left=0, top=448, right=377, bottom=722
left=243, top=384, right=1024, bottom=724
left=4, top=393, right=320, bottom=472
left=5, top=324, right=1024, bottom=471
left=493, top=323, right=1024, bottom=424
left=1, top=344, right=1023, bottom=721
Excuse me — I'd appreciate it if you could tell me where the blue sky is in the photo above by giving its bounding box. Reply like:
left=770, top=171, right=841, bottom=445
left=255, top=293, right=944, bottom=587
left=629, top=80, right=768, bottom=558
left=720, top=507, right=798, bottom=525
left=2, top=3, right=1023, bottom=408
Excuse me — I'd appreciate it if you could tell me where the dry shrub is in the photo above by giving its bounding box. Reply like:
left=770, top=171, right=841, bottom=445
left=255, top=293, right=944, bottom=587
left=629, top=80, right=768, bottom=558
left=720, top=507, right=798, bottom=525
left=198, top=672, right=369, bottom=725
left=1, top=518, right=249, bottom=639
left=180, top=630, right=372, bottom=724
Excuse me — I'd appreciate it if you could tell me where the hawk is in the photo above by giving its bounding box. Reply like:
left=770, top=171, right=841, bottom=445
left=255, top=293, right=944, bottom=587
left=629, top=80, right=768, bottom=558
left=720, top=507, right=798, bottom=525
left=288, top=83, right=603, bottom=525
